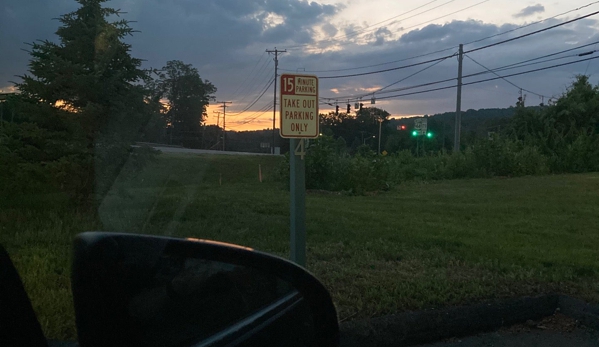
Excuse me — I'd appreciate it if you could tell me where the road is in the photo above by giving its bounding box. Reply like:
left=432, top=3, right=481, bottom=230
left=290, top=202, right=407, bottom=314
left=137, top=144, right=278, bottom=156
left=418, top=329, right=599, bottom=347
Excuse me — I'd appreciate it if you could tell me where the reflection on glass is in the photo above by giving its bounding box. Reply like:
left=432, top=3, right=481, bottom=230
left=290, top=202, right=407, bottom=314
left=125, top=256, right=294, bottom=347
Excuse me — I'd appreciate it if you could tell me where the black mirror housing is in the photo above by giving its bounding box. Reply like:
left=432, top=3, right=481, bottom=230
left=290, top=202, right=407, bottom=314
left=71, top=232, right=339, bottom=347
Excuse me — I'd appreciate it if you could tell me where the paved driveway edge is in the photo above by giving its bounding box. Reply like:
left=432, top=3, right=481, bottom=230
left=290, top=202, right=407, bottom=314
left=339, top=294, right=599, bottom=347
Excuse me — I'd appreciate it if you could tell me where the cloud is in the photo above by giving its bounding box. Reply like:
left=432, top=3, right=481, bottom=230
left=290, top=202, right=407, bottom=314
left=1, top=0, right=598, bottom=124
left=282, top=17, right=599, bottom=116
left=322, top=23, right=339, bottom=37
left=371, top=27, right=393, bottom=46
left=513, top=4, right=545, bottom=18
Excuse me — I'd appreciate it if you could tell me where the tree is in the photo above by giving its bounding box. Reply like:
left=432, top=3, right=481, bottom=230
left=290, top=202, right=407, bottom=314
left=14, top=0, right=158, bottom=204
left=152, top=60, right=216, bottom=147
left=508, top=75, right=599, bottom=172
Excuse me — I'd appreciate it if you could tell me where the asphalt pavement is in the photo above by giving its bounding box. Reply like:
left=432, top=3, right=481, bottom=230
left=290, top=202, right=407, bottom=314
left=418, top=329, right=599, bottom=347
left=138, top=144, right=277, bottom=156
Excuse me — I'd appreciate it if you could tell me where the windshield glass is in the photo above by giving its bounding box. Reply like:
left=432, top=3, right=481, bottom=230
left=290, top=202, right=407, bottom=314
left=1, top=0, right=598, bottom=343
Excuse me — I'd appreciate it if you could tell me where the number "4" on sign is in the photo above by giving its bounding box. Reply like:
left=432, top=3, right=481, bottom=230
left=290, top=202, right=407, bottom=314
left=294, top=139, right=306, bottom=160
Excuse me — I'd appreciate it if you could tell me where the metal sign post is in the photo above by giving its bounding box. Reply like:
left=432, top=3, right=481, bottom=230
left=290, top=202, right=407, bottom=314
left=290, top=138, right=306, bottom=266
left=280, top=74, right=318, bottom=267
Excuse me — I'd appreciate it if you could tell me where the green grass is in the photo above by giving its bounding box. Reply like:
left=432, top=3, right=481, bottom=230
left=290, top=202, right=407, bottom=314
left=2, top=152, right=599, bottom=340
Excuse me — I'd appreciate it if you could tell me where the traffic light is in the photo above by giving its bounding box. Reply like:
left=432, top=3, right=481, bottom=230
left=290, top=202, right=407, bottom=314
left=426, top=132, right=433, bottom=138
left=359, top=103, right=363, bottom=110
left=412, top=130, right=418, bottom=137
left=335, top=105, right=339, bottom=115
left=401, top=125, right=406, bottom=130
left=347, top=104, right=351, bottom=113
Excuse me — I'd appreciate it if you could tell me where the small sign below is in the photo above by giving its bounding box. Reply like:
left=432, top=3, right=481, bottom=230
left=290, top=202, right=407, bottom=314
left=414, top=117, right=428, bottom=136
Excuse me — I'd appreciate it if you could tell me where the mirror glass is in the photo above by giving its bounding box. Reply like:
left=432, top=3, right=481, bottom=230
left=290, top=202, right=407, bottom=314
left=126, top=256, right=295, bottom=346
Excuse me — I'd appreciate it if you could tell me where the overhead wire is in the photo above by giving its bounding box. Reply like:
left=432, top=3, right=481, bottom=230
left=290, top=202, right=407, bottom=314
left=290, top=0, right=490, bottom=52
left=464, top=10, right=599, bottom=54
left=322, top=54, right=456, bottom=101
left=284, top=0, right=451, bottom=50
left=321, top=42, right=599, bottom=102
left=465, top=0, right=599, bottom=46
left=228, top=105, right=274, bottom=127
left=464, top=54, right=549, bottom=98
left=317, top=10, right=599, bottom=80
left=374, top=55, right=599, bottom=101
left=228, top=52, right=267, bottom=101
left=318, top=53, right=456, bottom=79
left=279, top=1, right=599, bottom=74
left=231, top=58, right=272, bottom=106
left=229, top=2, right=599, bottom=126
left=228, top=76, right=275, bottom=115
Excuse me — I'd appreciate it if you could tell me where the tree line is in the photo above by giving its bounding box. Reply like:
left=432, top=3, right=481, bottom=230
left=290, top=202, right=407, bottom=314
left=278, top=75, right=599, bottom=193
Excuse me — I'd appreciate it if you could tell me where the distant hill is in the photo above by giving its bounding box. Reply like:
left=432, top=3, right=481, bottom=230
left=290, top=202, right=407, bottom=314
left=389, top=106, right=541, bottom=144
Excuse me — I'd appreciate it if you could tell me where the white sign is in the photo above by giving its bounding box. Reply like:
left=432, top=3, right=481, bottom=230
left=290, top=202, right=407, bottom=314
left=280, top=74, right=319, bottom=138
left=414, top=117, right=427, bottom=135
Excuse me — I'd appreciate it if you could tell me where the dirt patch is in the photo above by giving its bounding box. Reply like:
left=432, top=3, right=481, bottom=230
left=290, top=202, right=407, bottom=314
left=501, top=312, right=579, bottom=334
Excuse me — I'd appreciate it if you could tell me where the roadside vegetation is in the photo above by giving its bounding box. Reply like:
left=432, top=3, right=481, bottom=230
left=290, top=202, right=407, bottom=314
left=279, top=75, right=599, bottom=194
left=3, top=153, right=598, bottom=340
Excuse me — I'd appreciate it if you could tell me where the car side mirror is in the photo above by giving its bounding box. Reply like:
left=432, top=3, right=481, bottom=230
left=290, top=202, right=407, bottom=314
left=71, top=232, right=339, bottom=347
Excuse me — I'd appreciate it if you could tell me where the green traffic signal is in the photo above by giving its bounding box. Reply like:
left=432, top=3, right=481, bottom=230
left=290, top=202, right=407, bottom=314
left=412, top=130, right=418, bottom=136
left=426, top=132, right=433, bottom=138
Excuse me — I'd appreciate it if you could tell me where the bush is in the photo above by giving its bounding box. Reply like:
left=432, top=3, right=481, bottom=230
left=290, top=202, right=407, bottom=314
left=278, top=136, right=392, bottom=194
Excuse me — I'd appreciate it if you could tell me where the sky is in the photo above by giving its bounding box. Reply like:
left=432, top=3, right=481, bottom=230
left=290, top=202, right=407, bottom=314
left=2, top=0, right=599, bottom=130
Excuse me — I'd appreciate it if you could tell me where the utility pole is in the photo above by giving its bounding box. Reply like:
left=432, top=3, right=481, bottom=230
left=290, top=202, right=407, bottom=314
left=213, top=111, right=221, bottom=128
left=377, top=118, right=382, bottom=154
left=213, top=110, right=221, bottom=149
left=216, top=101, right=231, bottom=151
left=454, top=44, right=463, bottom=152
left=266, top=47, right=286, bottom=154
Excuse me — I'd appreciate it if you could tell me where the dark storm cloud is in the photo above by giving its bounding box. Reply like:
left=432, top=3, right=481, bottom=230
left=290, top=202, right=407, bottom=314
left=514, top=4, right=545, bottom=18
left=0, top=0, right=340, bottom=89
left=0, top=0, right=78, bottom=90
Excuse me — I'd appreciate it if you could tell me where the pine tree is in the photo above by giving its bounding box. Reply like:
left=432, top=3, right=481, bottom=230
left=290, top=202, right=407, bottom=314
left=15, top=0, right=156, bottom=204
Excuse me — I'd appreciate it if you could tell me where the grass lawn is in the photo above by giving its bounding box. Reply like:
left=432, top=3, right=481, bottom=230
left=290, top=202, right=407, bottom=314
left=2, top=152, right=599, bottom=340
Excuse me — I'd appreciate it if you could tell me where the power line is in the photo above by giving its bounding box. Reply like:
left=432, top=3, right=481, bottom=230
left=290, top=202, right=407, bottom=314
left=230, top=102, right=273, bottom=125
left=464, top=54, right=549, bottom=98
left=386, top=0, right=492, bottom=41
left=279, top=1, right=599, bottom=74
left=319, top=41, right=599, bottom=103
left=291, top=0, right=490, bottom=52
left=382, top=42, right=599, bottom=94
left=319, top=53, right=456, bottom=79
left=374, top=55, right=599, bottom=101
left=286, top=0, right=455, bottom=50
left=465, top=10, right=599, bottom=54
left=317, top=11, right=599, bottom=80
left=228, top=52, right=267, bottom=101
left=464, top=0, right=599, bottom=47
left=234, top=99, right=273, bottom=119
left=228, top=76, right=275, bottom=115
left=228, top=105, right=274, bottom=128
left=322, top=54, right=455, bottom=100
left=232, top=58, right=272, bottom=105
left=482, top=40, right=599, bottom=72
